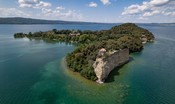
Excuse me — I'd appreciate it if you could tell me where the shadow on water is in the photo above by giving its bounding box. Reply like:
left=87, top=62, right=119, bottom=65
left=105, top=57, right=134, bottom=83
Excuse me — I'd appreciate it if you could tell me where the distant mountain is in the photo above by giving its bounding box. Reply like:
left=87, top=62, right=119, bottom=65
left=0, top=17, right=97, bottom=24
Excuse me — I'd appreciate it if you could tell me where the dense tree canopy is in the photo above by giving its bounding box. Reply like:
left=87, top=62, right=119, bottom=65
left=14, top=23, right=154, bottom=80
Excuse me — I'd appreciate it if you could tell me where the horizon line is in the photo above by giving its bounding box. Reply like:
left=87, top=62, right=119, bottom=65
left=0, top=17, right=175, bottom=24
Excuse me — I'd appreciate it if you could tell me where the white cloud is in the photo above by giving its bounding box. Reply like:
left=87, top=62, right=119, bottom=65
left=143, top=10, right=160, bottom=16
left=122, top=0, right=175, bottom=18
left=35, top=1, right=51, bottom=8
left=0, top=8, right=30, bottom=17
left=56, top=6, right=65, bottom=10
left=18, top=0, right=40, bottom=4
left=149, top=0, right=170, bottom=6
left=122, top=4, right=141, bottom=15
left=18, top=0, right=51, bottom=8
left=101, top=0, right=111, bottom=5
left=163, top=11, right=175, bottom=16
left=89, top=2, right=98, bottom=7
left=41, top=7, right=83, bottom=21
left=17, top=0, right=82, bottom=21
left=138, top=16, right=148, bottom=20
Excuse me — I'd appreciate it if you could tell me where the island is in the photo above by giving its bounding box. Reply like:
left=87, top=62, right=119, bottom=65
left=14, top=23, right=154, bottom=83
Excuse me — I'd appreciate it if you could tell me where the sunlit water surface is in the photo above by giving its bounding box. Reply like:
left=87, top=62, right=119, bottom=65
left=0, top=24, right=175, bottom=104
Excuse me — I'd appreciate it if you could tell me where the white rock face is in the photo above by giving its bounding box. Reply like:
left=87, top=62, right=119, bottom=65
left=93, top=49, right=129, bottom=83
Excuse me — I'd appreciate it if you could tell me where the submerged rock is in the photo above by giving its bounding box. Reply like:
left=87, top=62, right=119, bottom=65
left=93, top=48, right=129, bottom=83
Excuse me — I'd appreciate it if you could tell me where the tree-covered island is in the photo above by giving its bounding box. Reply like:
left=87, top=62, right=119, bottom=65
left=14, top=23, right=154, bottom=82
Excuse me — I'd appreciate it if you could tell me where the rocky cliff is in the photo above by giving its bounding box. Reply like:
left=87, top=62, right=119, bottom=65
left=93, top=48, right=129, bottom=83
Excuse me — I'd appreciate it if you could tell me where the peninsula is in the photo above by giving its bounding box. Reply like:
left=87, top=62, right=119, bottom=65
left=14, top=23, right=154, bottom=83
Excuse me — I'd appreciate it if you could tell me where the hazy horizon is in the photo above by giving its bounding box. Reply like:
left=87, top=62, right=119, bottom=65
left=0, top=0, right=175, bottom=23
left=1, top=17, right=175, bottom=24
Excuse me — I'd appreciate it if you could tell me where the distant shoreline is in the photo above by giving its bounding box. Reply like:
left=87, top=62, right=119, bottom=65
left=0, top=17, right=116, bottom=25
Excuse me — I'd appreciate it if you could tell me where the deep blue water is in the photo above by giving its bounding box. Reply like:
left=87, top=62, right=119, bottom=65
left=0, top=24, right=175, bottom=104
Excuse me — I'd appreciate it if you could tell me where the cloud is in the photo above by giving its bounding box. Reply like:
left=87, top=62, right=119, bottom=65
left=143, top=10, right=160, bottom=16
left=88, top=2, right=98, bottom=7
left=41, top=7, right=83, bottom=21
left=35, top=1, right=51, bottom=8
left=17, top=0, right=82, bottom=21
left=149, top=0, right=170, bottom=6
left=100, top=0, right=111, bottom=5
left=0, top=8, right=30, bottom=17
left=18, top=0, right=51, bottom=8
left=122, top=0, right=175, bottom=18
left=56, top=6, right=65, bottom=10
left=163, top=11, right=175, bottom=16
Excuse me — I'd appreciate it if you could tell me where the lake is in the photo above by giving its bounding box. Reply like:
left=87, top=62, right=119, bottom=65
left=0, top=24, right=175, bottom=104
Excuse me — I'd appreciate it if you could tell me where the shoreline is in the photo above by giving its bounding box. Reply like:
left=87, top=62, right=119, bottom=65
left=60, top=57, right=102, bottom=86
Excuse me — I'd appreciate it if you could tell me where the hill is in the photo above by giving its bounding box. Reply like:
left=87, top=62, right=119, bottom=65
left=14, top=23, right=155, bottom=81
left=0, top=17, right=95, bottom=24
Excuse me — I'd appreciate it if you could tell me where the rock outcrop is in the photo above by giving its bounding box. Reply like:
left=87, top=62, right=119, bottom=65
left=93, top=48, right=129, bottom=83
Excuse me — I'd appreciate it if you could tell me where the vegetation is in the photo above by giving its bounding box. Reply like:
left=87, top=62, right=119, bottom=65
left=0, top=17, right=99, bottom=24
left=14, top=23, right=154, bottom=80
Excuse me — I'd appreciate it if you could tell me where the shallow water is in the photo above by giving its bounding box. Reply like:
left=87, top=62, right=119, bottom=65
left=0, top=24, right=175, bottom=104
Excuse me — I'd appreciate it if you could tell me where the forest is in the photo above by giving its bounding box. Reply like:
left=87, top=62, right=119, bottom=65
left=14, top=23, right=155, bottom=80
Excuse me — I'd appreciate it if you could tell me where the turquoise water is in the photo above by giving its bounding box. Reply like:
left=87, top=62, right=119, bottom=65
left=0, top=24, right=175, bottom=104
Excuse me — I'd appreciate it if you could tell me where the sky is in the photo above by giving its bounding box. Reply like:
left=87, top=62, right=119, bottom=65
left=0, top=0, right=175, bottom=23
